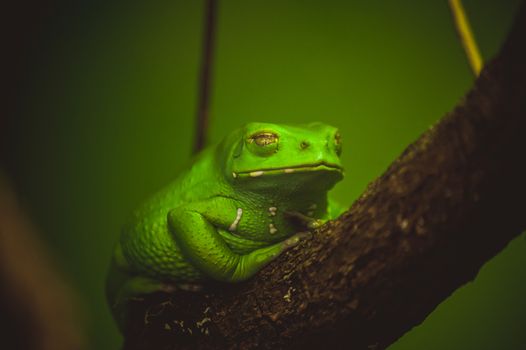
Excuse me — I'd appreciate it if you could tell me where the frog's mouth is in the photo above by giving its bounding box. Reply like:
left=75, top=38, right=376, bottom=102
left=233, top=162, right=343, bottom=179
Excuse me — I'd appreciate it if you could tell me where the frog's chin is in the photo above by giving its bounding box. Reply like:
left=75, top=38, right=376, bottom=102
left=232, top=162, right=344, bottom=180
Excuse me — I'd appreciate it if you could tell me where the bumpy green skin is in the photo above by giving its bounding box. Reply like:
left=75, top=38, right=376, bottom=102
left=106, top=122, right=345, bottom=330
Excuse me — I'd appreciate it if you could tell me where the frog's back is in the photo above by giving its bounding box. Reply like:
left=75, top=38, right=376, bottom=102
left=120, top=148, right=220, bottom=281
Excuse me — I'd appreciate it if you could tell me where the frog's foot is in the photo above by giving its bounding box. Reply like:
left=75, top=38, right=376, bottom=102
left=284, top=211, right=327, bottom=230
left=307, top=219, right=325, bottom=230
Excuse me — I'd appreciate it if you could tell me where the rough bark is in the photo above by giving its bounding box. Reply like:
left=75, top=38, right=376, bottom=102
left=123, top=3, right=526, bottom=349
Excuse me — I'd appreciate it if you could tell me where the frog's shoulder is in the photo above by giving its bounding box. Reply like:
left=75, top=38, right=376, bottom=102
left=174, top=146, right=228, bottom=200
left=131, top=147, right=223, bottom=219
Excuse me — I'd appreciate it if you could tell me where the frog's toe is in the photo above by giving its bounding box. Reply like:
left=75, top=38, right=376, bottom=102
left=308, top=219, right=325, bottom=229
left=295, top=231, right=313, bottom=240
left=284, top=231, right=312, bottom=248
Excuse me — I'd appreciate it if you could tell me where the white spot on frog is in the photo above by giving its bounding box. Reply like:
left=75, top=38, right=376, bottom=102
left=232, top=172, right=237, bottom=178
left=284, top=168, right=295, bottom=173
left=229, top=208, right=243, bottom=232
left=268, top=206, right=277, bottom=216
left=269, top=223, right=278, bottom=235
left=249, top=170, right=264, bottom=177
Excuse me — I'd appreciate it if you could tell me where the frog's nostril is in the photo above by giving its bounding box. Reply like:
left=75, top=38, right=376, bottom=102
left=300, top=141, right=310, bottom=149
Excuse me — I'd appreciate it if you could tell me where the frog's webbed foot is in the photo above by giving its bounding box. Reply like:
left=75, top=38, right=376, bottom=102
left=284, top=211, right=326, bottom=230
left=307, top=219, right=325, bottom=229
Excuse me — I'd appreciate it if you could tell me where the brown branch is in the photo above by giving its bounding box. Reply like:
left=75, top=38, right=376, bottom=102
left=0, top=174, right=85, bottom=350
left=194, top=0, right=218, bottom=154
left=123, top=3, right=526, bottom=349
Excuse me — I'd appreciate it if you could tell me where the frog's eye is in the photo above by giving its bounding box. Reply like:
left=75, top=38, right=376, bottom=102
left=334, top=132, right=342, bottom=156
left=250, top=132, right=278, bottom=146
left=246, top=131, right=279, bottom=156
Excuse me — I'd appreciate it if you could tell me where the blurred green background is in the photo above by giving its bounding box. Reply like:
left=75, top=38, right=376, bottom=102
left=4, top=0, right=525, bottom=349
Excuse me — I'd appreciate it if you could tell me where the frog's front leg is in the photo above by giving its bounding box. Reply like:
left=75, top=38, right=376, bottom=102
left=168, top=201, right=302, bottom=282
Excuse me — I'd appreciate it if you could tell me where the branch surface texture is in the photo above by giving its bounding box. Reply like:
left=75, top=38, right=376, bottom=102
left=124, top=4, right=526, bottom=349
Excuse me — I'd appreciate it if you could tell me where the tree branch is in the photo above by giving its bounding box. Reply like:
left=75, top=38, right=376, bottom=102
left=123, top=3, right=526, bottom=349
left=0, top=174, right=85, bottom=350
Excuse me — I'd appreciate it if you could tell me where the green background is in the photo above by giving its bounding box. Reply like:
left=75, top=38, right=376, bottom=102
left=5, top=0, right=525, bottom=349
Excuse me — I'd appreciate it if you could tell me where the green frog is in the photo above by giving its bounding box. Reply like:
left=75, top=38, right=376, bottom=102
left=106, top=122, right=345, bottom=329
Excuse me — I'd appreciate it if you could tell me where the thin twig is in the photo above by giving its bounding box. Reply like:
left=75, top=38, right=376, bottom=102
left=194, top=0, right=218, bottom=154
left=448, top=0, right=483, bottom=76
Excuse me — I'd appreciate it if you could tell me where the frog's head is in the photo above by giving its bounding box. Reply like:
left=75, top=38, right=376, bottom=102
left=217, top=122, right=344, bottom=193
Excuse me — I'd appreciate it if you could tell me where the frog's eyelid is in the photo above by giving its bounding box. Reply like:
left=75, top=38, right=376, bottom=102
left=246, top=131, right=279, bottom=147
left=247, top=130, right=279, bottom=139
